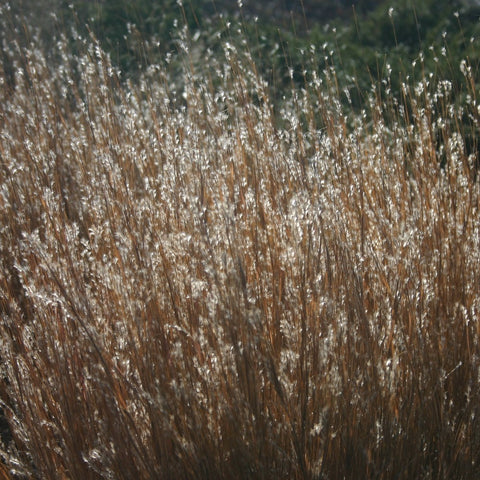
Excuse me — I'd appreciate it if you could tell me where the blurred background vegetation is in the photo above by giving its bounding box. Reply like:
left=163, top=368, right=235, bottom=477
left=2, top=0, right=480, bottom=113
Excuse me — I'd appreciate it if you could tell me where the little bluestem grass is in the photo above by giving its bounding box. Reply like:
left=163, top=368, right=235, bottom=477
left=0, top=9, right=480, bottom=479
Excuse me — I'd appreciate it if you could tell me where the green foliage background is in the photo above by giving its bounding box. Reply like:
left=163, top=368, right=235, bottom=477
left=2, top=0, right=480, bottom=115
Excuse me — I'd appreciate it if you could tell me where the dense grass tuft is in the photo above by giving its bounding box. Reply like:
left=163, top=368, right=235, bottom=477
left=1, top=15, right=480, bottom=480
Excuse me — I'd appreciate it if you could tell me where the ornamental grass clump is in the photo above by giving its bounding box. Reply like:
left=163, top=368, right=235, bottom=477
left=0, top=11, right=480, bottom=480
